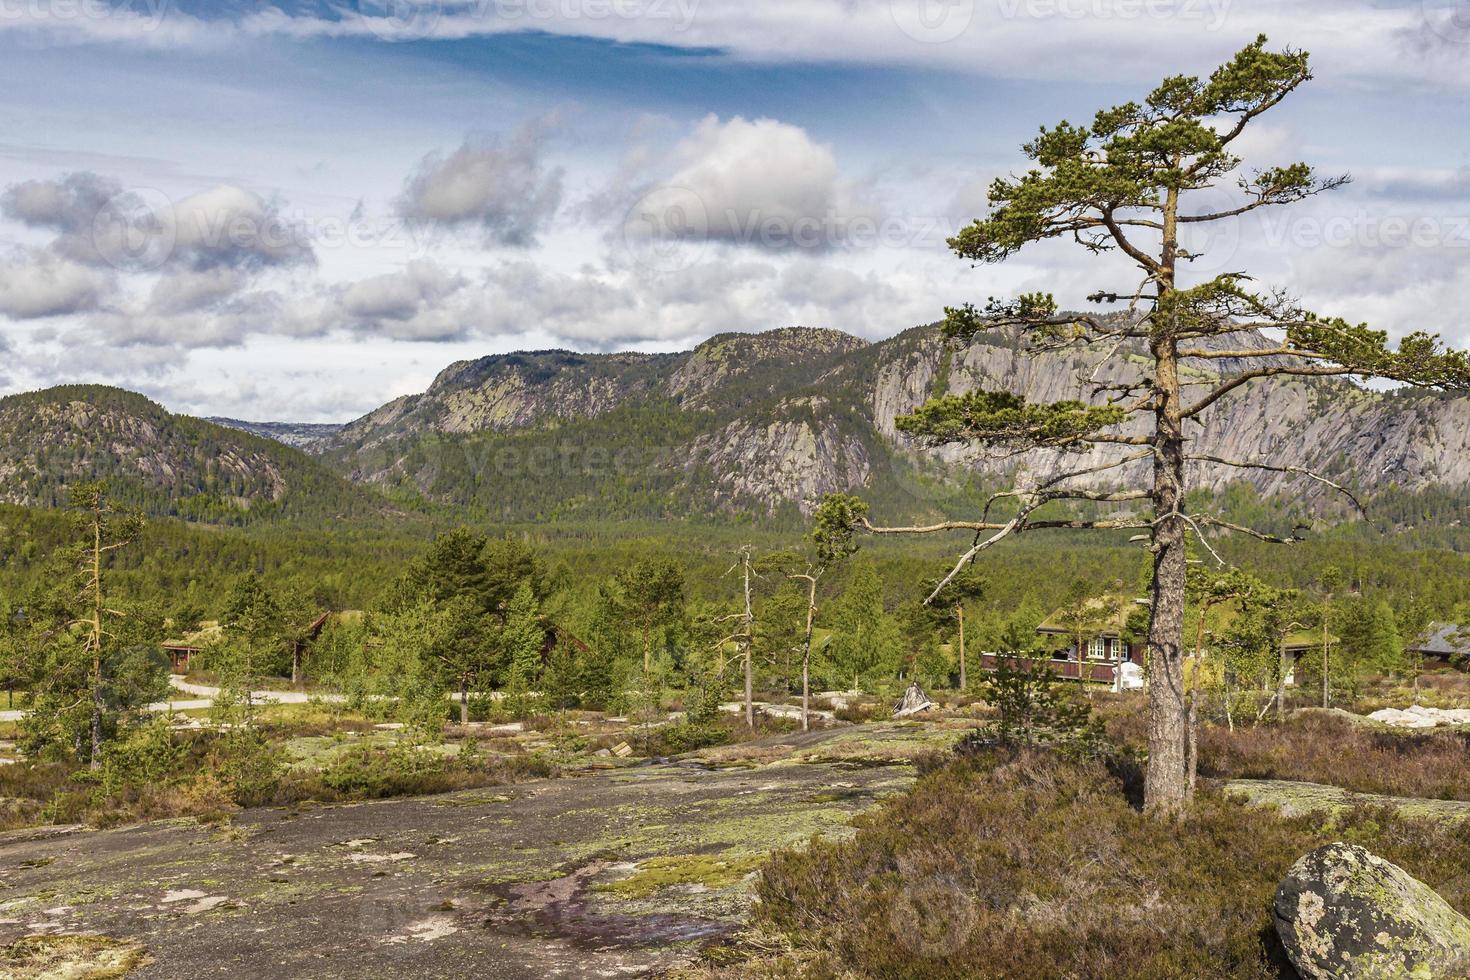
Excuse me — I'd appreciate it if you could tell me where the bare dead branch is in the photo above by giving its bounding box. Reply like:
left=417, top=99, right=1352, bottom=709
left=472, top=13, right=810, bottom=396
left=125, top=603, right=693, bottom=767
left=1188, top=453, right=1365, bottom=515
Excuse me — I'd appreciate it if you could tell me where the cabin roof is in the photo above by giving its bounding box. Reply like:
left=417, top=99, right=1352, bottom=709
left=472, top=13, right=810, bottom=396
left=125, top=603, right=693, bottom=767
left=1037, top=596, right=1144, bottom=637
left=1409, top=622, right=1470, bottom=657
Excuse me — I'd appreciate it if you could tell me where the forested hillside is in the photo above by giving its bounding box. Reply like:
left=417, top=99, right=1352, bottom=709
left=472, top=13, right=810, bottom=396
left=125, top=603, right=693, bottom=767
left=0, top=386, right=385, bottom=525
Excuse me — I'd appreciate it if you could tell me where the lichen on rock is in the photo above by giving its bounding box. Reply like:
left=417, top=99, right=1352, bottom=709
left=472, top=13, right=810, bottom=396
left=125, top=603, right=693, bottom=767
left=1275, top=842, right=1470, bottom=979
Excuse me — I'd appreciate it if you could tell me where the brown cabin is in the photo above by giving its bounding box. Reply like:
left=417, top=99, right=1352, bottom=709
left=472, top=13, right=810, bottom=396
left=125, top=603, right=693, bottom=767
left=977, top=595, right=1335, bottom=691
left=162, top=643, right=200, bottom=674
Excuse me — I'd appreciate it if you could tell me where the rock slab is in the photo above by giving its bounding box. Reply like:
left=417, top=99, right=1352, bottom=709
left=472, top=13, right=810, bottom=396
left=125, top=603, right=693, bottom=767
left=1367, top=705, right=1470, bottom=729
left=1275, top=842, right=1470, bottom=979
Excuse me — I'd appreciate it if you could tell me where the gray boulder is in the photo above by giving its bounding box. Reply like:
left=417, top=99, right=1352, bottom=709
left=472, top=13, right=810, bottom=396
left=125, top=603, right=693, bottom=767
left=1275, top=842, right=1470, bottom=979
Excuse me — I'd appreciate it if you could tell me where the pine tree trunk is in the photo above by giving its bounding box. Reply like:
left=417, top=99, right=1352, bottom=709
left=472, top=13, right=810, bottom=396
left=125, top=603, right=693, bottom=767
left=1322, top=619, right=1330, bottom=709
left=1145, top=451, right=1189, bottom=812
left=459, top=678, right=469, bottom=725
left=744, top=643, right=753, bottom=728
left=1143, top=186, right=1191, bottom=815
left=1143, top=325, right=1190, bottom=812
left=800, top=575, right=817, bottom=733
left=1277, top=635, right=1290, bottom=724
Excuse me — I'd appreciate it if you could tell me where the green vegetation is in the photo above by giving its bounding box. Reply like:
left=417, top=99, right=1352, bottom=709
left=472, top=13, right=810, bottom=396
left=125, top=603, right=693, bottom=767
left=739, top=743, right=1470, bottom=980
left=0, top=385, right=381, bottom=525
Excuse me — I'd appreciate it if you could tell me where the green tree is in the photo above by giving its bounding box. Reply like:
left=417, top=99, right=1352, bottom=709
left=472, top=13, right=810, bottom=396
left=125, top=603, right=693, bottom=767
left=21, top=483, right=164, bottom=766
left=816, top=38, right=1470, bottom=811
left=504, top=581, right=544, bottom=688
left=829, top=561, right=902, bottom=692
left=612, top=557, right=685, bottom=675
left=431, top=594, right=495, bottom=725
left=965, top=651, right=1104, bottom=757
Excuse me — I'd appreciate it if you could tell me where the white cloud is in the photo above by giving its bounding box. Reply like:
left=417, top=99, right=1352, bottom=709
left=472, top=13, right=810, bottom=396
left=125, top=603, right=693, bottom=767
left=620, top=115, right=877, bottom=254
left=338, top=259, right=469, bottom=322
left=0, top=249, right=113, bottom=319
left=397, top=119, right=564, bottom=246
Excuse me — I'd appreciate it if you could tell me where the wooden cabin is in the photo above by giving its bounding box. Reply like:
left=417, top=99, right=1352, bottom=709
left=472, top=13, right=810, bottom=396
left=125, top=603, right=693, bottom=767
left=974, top=595, right=1336, bottom=691
left=1023, top=597, right=1148, bottom=688
left=162, top=643, right=200, bottom=674
left=1407, top=623, right=1470, bottom=670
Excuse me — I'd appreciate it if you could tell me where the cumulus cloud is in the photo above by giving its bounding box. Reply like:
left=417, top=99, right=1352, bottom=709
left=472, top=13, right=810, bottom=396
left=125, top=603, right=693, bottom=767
left=619, top=115, right=877, bottom=255
left=397, top=119, right=564, bottom=247
left=0, top=249, right=113, bottom=319
left=1, top=173, right=314, bottom=273
left=338, top=259, right=468, bottom=323
left=1, top=171, right=122, bottom=235
left=0, top=170, right=324, bottom=355
left=163, top=185, right=316, bottom=271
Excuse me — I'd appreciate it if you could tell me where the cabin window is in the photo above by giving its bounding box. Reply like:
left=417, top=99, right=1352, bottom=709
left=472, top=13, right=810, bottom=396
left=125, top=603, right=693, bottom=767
left=1087, top=637, right=1108, bottom=661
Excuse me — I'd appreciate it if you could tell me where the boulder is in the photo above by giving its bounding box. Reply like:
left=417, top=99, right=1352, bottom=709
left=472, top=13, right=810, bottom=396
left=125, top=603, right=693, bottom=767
left=1367, top=705, right=1470, bottom=729
left=1275, top=842, right=1470, bottom=979
left=892, top=682, right=933, bottom=718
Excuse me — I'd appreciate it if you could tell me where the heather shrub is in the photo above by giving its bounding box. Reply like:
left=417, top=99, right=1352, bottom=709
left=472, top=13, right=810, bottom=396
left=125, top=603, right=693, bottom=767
left=750, top=749, right=1470, bottom=980
left=1198, top=710, right=1470, bottom=801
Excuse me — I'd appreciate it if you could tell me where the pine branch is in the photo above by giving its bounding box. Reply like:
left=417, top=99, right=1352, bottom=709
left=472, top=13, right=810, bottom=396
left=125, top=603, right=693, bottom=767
left=1188, top=453, right=1365, bottom=514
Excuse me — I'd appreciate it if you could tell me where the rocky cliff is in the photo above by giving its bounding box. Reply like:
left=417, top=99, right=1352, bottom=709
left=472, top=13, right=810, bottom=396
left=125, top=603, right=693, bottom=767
left=315, top=324, right=1470, bottom=524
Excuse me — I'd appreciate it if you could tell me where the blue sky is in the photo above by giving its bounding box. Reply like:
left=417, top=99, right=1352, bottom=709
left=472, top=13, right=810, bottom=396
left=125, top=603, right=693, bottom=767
left=0, top=0, right=1467, bottom=420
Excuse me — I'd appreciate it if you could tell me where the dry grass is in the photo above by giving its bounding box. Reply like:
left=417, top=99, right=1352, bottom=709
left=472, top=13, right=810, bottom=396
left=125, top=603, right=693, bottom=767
left=1198, top=710, right=1470, bottom=801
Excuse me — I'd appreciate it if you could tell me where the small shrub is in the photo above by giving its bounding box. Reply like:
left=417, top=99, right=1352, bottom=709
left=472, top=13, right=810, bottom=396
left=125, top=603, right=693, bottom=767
left=961, top=653, right=1107, bottom=759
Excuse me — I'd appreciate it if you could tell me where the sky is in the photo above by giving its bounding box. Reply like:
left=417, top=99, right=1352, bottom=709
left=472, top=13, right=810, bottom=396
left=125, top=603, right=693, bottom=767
left=0, top=0, right=1467, bottom=422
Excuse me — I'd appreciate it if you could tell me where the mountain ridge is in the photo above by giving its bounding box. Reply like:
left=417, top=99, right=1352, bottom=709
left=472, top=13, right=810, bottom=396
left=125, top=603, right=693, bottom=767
left=0, top=385, right=383, bottom=524
left=6, top=325, right=1470, bottom=530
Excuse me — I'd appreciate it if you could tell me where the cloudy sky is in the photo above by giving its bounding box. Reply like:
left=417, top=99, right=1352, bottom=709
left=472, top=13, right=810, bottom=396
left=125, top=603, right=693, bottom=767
left=1, top=0, right=1467, bottom=421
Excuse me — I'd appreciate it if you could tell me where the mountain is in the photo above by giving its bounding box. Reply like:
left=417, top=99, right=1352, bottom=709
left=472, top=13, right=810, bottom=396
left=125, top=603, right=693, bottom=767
left=0, top=386, right=383, bottom=524
left=6, top=326, right=1470, bottom=532
left=207, top=418, right=344, bottom=450
left=315, top=324, right=1470, bottom=528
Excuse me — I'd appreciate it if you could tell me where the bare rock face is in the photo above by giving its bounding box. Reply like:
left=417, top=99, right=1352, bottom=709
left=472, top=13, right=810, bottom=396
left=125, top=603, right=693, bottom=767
left=1275, top=842, right=1470, bottom=979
